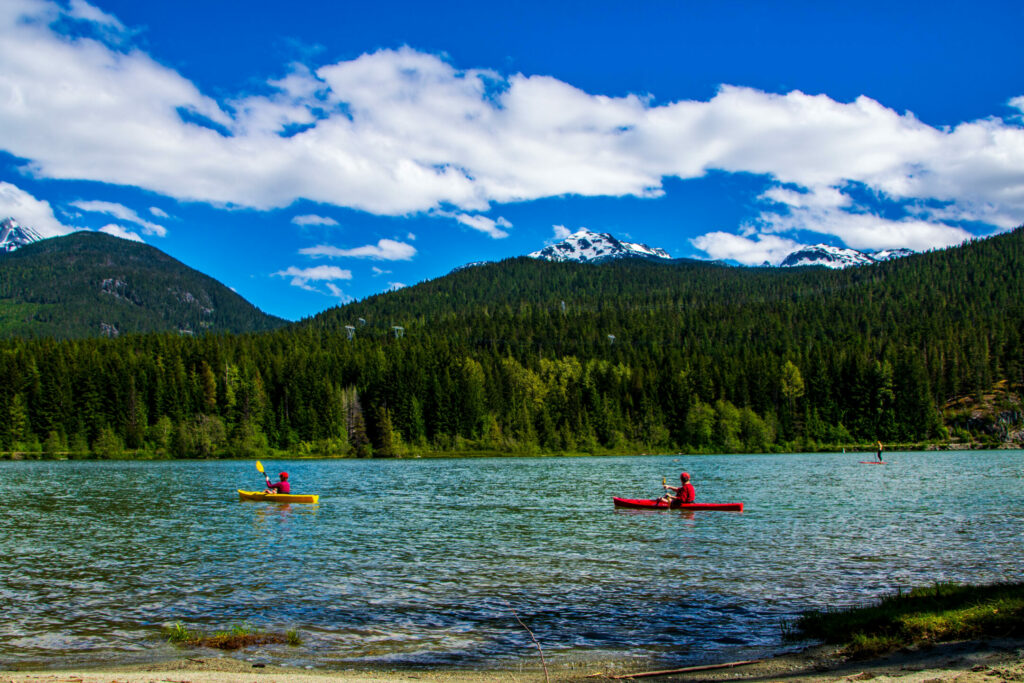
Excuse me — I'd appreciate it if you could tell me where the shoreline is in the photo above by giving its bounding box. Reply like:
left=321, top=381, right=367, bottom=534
left=4, top=639, right=1024, bottom=683
left=2, top=442, right=1021, bottom=461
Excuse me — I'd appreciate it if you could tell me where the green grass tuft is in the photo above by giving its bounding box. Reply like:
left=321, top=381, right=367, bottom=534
left=213, top=624, right=253, bottom=639
left=162, top=622, right=199, bottom=644
left=789, top=581, right=1024, bottom=657
left=163, top=622, right=297, bottom=651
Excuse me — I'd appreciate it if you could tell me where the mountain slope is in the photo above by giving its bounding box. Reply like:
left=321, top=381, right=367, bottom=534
left=781, top=243, right=915, bottom=268
left=1, top=226, right=1020, bottom=457
left=305, top=226, right=1023, bottom=427
left=0, top=218, right=45, bottom=253
left=0, top=231, right=286, bottom=338
left=528, top=228, right=672, bottom=262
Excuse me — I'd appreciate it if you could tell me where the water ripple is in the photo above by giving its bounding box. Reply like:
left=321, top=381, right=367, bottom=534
left=1, top=452, right=1022, bottom=671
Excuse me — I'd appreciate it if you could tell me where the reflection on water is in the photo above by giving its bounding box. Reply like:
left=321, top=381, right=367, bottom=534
left=1, top=451, right=1022, bottom=671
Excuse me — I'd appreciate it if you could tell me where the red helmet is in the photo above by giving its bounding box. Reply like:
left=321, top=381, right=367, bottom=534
left=680, top=472, right=690, bottom=481
left=279, top=472, right=289, bottom=479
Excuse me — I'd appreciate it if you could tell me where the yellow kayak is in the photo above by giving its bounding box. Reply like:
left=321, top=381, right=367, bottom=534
left=238, top=489, right=319, bottom=504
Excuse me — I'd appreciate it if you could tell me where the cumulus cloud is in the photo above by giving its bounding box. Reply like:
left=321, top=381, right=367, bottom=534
left=71, top=200, right=166, bottom=236
left=291, top=214, right=339, bottom=226
left=757, top=204, right=972, bottom=253
left=0, top=181, right=75, bottom=236
left=551, top=225, right=573, bottom=241
left=149, top=206, right=170, bottom=218
left=272, top=264, right=353, bottom=292
left=691, top=232, right=802, bottom=266
left=98, top=223, right=143, bottom=242
left=299, top=238, right=416, bottom=260
left=434, top=210, right=511, bottom=238
left=0, top=0, right=1022, bottom=257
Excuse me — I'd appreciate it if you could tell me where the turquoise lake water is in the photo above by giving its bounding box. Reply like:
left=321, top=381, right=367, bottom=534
left=1, top=451, right=1022, bottom=672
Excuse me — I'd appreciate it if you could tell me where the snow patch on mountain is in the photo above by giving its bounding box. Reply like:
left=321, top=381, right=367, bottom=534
left=528, top=229, right=672, bottom=263
left=780, top=244, right=914, bottom=269
left=0, top=217, right=44, bottom=253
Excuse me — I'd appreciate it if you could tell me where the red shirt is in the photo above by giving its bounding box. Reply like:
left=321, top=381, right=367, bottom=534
left=674, top=482, right=695, bottom=503
left=268, top=480, right=290, bottom=494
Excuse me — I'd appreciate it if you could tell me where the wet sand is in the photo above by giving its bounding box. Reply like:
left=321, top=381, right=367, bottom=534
left=3, top=639, right=1023, bottom=683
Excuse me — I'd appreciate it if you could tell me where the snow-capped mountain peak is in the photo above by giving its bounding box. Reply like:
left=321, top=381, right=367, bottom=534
left=0, top=217, right=44, bottom=253
left=528, top=229, right=671, bottom=263
left=780, top=243, right=914, bottom=269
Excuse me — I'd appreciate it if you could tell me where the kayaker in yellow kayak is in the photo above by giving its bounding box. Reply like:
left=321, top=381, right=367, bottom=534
left=658, top=472, right=695, bottom=505
left=264, top=471, right=291, bottom=494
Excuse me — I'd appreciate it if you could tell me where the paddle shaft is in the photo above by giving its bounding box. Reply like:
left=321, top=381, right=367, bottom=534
left=256, top=460, right=270, bottom=487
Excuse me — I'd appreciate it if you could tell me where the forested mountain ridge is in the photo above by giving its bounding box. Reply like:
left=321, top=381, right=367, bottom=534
left=304, top=226, right=1022, bottom=447
left=0, top=226, right=1021, bottom=458
left=0, top=231, right=286, bottom=338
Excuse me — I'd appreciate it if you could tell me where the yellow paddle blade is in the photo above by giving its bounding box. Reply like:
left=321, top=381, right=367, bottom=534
left=256, top=460, right=264, bottom=474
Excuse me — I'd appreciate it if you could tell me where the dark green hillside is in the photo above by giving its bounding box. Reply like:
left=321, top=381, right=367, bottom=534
left=310, top=228, right=1023, bottom=408
left=0, top=227, right=1021, bottom=458
left=0, top=232, right=286, bottom=338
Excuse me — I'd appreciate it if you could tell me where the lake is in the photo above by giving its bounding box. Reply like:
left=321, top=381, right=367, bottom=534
left=1, top=451, right=1022, bottom=673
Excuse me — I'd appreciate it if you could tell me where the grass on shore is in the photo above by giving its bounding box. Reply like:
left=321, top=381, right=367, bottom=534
left=163, top=622, right=301, bottom=650
left=789, top=581, right=1024, bottom=658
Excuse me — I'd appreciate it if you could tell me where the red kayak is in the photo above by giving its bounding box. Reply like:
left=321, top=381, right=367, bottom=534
left=859, top=461, right=889, bottom=465
left=613, top=497, right=743, bottom=512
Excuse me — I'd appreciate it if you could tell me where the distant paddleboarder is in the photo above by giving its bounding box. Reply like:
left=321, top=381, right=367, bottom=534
left=876, top=440, right=884, bottom=463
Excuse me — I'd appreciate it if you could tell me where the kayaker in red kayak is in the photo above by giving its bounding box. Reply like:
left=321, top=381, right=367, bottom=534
left=264, top=471, right=290, bottom=494
left=658, top=472, right=695, bottom=506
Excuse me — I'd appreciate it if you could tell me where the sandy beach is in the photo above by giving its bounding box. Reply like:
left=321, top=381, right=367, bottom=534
left=3, top=639, right=1023, bottom=683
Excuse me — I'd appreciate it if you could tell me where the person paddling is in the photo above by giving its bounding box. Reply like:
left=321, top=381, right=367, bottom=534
left=264, top=471, right=291, bottom=494
left=658, top=472, right=696, bottom=506
left=876, top=440, right=884, bottom=463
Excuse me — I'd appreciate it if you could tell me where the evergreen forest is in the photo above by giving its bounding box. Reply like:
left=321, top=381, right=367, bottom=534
left=1, top=227, right=1022, bottom=458
left=0, top=232, right=286, bottom=338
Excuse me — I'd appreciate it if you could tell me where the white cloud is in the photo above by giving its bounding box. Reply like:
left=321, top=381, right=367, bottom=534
left=371, top=266, right=391, bottom=276
left=272, top=264, right=353, bottom=291
left=434, top=210, right=511, bottom=238
left=149, top=206, right=169, bottom=218
left=695, top=191, right=976, bottom=263
left=552, top=225, right=572, bottom=241
left=0, top=1, right=1022, bottom=255
left=71, top=199, right=166, bottom=236
left=756, top=204, right=972, bottom=253
left=291, top=214, right=339, bottom=226
left=98, top=223, right=143, bottom=242
left=691, top=231, right=802, bottom=266
left=407, top=232, right=416, bottom=240
left=0, top=181, right=75, bottom=237
left=66, top=0, right=126, bottom=34
left=759, top=185, right=850, bottom=210
left=299, top=238, right=416, bottom=260
left=324, top=282, right=353, bottom=302
left=387, top=282, right=406, bottom=291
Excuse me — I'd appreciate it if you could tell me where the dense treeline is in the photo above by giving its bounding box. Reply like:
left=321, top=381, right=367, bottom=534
left=1, top=228, right=1022, bottom=457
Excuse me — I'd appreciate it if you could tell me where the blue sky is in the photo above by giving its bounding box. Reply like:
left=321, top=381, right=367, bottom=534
left=1, top=0, right=1022, bottom=320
